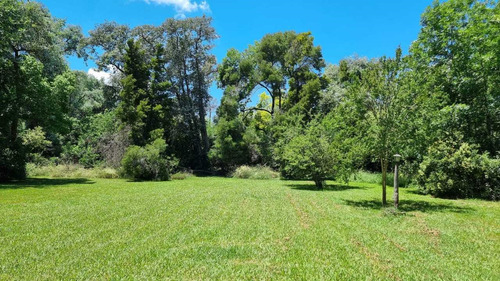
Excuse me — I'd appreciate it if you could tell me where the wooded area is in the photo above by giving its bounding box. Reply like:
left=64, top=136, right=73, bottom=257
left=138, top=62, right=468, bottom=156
left=0, top=0, right=499, bottom=201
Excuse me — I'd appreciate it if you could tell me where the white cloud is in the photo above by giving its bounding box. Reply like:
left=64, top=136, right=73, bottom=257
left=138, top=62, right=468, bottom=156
left=145, top=0, right=210, bottom=18
left=88, top=68, right=112, bottom=85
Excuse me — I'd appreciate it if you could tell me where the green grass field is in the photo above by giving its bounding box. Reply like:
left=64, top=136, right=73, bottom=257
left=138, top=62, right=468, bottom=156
left=0, top=177, right=498, bottom=280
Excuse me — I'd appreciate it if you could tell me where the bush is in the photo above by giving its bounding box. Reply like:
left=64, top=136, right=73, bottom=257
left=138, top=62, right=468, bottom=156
left=232, top=165, right=279, bottom=180
left=121, top=139, right=176, bottom=181
left=276, top=120, right=338, bottom=189
left=26, top=163, right=119, bottom=179
left=21, top=126, right=52, bottom=164
left=417, top=141, right=499, bottom=200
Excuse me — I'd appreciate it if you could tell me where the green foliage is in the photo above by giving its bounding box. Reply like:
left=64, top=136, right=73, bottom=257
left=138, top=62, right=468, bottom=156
left=121, top=138, right=176, bottom=181
left=409, top=0, right=500, bottom=155
left=21, top=126, right=51, bottom=164
left=61, top=110, right=120, bottom=168
left=116, top=39, right=152, bottom=146
left=209, top=115, right=251, bottom=172
left=0, top=0, right=77, bottom=180
left=87, top=18, right=217, bottom=170
left=0, top=140, right=25, bottom=181
left=69, top=71, right=107, bottom=118
left=417, top=139, right=499, bottom=200
left=217, top=31, right=324, bottom=117
left=232, top=165, right=279, bottom=180
left=276, top=118, right=342, bottom=189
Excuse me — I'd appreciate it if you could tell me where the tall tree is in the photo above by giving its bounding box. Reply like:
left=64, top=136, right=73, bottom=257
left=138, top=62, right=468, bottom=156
left=218, top=31, right=325, bottom=117
left=116, top=39, right=152, bottom=146
left=0, top=0, right=81, bottom=180
left=163, top=16, right=217, bottom=169
left=410, top=0, right=500, bottom=156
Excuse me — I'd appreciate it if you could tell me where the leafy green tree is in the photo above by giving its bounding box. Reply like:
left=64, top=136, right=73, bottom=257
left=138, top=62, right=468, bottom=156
left=417, top=138, right=499, bottom=200
left=410, top=0, right=500, bottom=156
left=320, top=57, right=371, bottom=115
left=218, top=31, right=325, bottom=117
left=21, top=126, right=51, bottom=164
left=209, top=87, right=251, bottom=172
left=276, top=118, right=342, bottom=189
left=338, top=48, right=407, bottom=204
left=116, top=39, right=152, bottom=146
left=0, top=0, right=80, bottom=180
left=84, top=22, right=132, bottom=73
left=163, top=16, right=218, bottom=169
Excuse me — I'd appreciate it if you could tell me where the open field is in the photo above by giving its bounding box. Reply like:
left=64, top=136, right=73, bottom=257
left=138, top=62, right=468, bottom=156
left=0, top=177, right=498, bottom=280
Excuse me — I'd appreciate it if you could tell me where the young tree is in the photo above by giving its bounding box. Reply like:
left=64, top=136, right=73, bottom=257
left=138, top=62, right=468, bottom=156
left=346, top=48, right=406, bottom=205
left=209, top=87, right=251, bottom=172
left=276, top=117, right=343, bottom=189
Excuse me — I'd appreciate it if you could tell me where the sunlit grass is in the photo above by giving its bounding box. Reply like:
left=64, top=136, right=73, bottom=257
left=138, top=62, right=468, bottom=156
left=0, top=177, right=498, bottom=280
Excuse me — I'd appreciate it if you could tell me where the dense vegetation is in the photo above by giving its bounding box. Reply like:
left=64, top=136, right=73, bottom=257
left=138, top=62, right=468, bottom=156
left=1, top=0, right=499, bottom=200
left=0, top=177, right=498, bottom=279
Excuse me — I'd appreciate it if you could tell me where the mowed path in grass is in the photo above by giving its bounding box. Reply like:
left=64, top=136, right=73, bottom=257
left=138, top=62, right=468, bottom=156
left=0, top=177, right=498, bottom=280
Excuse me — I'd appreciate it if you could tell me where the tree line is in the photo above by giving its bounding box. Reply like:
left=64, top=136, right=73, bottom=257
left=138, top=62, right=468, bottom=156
left=0, top=0, right=498, bottom=200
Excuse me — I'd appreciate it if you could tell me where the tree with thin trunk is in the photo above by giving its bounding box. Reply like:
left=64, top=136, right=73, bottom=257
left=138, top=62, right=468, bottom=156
left=349, top=47, right=404, bottom=205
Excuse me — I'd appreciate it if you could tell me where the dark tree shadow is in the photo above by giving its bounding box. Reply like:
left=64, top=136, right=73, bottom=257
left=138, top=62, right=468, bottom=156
left=287, top=182, right=367, bottom=192
left=342, top=199, right=474, bottom=213
left=406, top=189, right=427, bottom=195
left=0, top=178, right=95, bottom=190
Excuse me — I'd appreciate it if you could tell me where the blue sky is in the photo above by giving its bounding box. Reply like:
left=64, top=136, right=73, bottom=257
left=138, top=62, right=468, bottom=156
left=39, top=0, right=433, bottom=103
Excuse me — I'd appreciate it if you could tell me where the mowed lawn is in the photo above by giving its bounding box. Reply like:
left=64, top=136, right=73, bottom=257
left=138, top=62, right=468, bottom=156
left=0, top=177, right=498, bottom=280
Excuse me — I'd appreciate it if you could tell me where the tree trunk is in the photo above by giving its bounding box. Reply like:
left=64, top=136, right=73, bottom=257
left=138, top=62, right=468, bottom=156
left=193, top=48, right=210, bottom=168
left=381, top=158, right=387, bottom=205
left=11, top=50, right=21, bottom=142
left=314, top=178, right=324, bottom=190
left=271, top=95, right=275, bottom=115
left=278, top=92, right=282, bottom=112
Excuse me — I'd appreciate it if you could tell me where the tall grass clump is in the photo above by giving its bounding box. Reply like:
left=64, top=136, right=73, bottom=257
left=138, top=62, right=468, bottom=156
left=351, top=170, right=409, bottom=187
left=232, top=165, right=279, bottom=180
left=171, top=171, right=194, bottom=180
left=26, top=163, right=119, bottom=179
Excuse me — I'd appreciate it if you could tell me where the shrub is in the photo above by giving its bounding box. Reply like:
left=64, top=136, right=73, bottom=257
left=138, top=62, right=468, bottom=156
left=232, top=165, right=279, bottom=180
left=417, top=141, right=499, bottom=200
left=277, top=122, right=338, bottom=189
left=121, top=139, right=176, bottom=181
left=21, top=126, right=51, bottom=164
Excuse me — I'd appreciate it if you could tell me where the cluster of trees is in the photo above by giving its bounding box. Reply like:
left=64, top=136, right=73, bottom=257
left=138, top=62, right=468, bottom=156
left=1, top=0, right=217, bottom=181
left=211, top=0, right=500, bottom=200
left=1, top=0, right=498, bottom=200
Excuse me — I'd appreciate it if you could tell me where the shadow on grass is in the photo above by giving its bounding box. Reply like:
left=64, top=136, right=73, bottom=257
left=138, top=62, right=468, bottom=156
left=342, top=199, right=474, bottom=213
left=0, top=178, right=95, bottom=190
left=287, top=182, right=367, bottom=192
